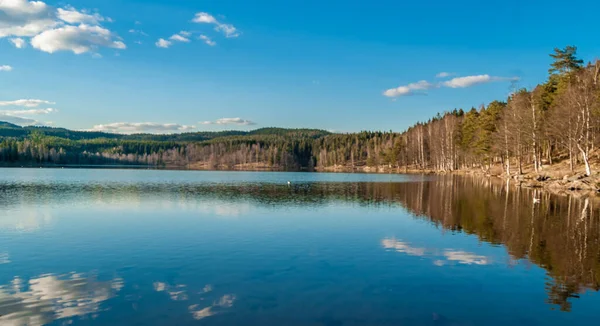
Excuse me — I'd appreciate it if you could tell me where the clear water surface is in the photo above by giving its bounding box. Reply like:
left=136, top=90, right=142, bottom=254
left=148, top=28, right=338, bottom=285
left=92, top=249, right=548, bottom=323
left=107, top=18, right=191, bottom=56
left=1, top=168, right=598, bottom=325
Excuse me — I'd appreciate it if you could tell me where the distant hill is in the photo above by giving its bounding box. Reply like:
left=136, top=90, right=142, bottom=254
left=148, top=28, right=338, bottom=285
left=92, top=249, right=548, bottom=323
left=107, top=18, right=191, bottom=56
left=0, top=122, right=331, bottom=142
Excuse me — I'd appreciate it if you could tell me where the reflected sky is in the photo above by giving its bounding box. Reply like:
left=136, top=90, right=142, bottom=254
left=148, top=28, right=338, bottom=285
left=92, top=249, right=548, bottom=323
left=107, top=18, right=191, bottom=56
left=0, top=273, right=122, bottom=326
left=1, top=169, right=599, bottom=325
left=381, top=238, right=491, bottom=266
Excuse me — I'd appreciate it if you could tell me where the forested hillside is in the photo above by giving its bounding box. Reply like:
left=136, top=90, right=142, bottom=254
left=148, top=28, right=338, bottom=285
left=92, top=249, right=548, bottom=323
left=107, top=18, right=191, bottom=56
left=1, top=46, right=599, bottom=175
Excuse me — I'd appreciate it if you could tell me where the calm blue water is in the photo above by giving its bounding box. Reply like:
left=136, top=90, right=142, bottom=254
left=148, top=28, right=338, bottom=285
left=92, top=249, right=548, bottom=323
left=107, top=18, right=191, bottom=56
left=1, top=168, right=598, bottom=325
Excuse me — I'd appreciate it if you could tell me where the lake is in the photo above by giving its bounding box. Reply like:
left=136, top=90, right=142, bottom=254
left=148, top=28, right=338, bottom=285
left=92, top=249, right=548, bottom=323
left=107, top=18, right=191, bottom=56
left=1, top=168, right=599, bottom=325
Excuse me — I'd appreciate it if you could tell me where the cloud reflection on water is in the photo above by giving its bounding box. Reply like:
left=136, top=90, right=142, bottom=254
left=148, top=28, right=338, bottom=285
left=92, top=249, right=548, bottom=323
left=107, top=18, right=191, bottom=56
left=153, top=281, right=235, bottom=321
left=188, top=294, right=236, bottom=321
left=0, top=209, right=52, bottom=232
left=0, top=273, right=122, bottom=326
left=382, top=238, right=491, bottom=266
left=0, top=252, right=9, bottom=264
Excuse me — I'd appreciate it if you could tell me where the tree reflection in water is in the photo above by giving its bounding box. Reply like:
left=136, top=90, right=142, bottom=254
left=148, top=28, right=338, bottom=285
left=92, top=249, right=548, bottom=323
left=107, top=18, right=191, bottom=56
left=1, top=175, right=598, bottom=311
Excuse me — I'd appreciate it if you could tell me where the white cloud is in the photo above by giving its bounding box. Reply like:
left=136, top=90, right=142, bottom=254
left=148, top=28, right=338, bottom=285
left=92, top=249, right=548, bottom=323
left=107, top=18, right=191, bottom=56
left=0, top=99, right=55, bottom=107
left=1, top=1, right=124, bottom=55
left=383, top=80, right=435, bottom=98
left=192, top=12, right=217, bottom=24
left=435, top=72, right=454, bottom=78
left=90, top=122, right=195, bottom=134
left=383, top=74, right=519, bottom=98
left=56, top=6, right=106, bottom=25
left=0, top=107, right=57, bottom=115
left=192, top=12, right=239, bottom=38
left=9, top=37, right=26, bottom=48
left=201, top=118, right=256, bottom=126
left=0, top=0, right=59, bottom=38
left=442, top=74, right=493, bottom=88
left=215, top=23, right=239, bottom=38
left=31, top=24, right=126, bottom=54
left=155, top=38, right=171, bottom=48
left=0, top=65, right=12, bottom=71
left=179, top=31, right=191, bottom=37
left=169, top=33, right=189, bottom=43
left=199, top=34, right=215, bottom=46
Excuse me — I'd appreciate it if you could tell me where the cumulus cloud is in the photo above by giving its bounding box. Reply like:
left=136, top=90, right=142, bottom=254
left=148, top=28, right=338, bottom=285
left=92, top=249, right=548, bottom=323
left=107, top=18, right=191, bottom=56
left=156, top=31, right=191, bottom=48
left=56, top=6, right=106, bottom=25
left=0, top=65, right=12, bottom=71
left=90, top=122, right=195, bottom=134
left=0, top=0, right=58, bottom=38
left=1, top=1, right=124, bottom=55
left=200, top=118, right=256, bottom=126
left=199, top=34, right=215, bottom=46
left=383, top=80, right=435, bottom=98
left=155, top=38, right=171, bottom=48
left=435, top=72, right=454, bottom=78
left=169, top=33, right=190, bottom=43
left=0, top=99, right=55, bottom=107
left=192, top=12, right=217, bottom=24
left=31, top=24, right=125, bottom=54
left=192, top=12, right=239, bottom=38
left=9, top=37, right=26, bottom=48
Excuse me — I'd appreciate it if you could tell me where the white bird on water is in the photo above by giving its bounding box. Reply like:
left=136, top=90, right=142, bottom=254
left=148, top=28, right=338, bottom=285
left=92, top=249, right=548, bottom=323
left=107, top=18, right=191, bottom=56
left=533, top=198, right=540, bottom=204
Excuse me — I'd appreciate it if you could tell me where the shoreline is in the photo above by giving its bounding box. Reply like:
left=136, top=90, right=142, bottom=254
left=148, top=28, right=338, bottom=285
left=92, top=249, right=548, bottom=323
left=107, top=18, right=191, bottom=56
left=2, top=163, right=598, bottom=195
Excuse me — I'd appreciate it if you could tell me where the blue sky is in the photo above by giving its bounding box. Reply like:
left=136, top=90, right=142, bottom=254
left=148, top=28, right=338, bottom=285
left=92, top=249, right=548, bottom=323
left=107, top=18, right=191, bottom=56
left=1, top=0, right=599, bottom=134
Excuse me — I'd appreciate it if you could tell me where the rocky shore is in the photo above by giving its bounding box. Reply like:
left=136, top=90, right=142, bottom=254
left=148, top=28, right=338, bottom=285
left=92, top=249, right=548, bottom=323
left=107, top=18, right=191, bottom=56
left=517, top=172, right=600, bottom=193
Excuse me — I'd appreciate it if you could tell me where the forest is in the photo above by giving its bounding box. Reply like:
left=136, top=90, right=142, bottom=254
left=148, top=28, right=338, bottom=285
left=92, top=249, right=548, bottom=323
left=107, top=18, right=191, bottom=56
left=1, top=46, right=599, bottom=175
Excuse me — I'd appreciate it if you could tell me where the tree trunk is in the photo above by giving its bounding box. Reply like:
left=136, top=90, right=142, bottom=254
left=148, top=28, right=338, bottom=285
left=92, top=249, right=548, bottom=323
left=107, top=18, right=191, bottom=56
left=569, top=142, right=574, bottom=172
left=578, top=144, right=592, bottom=176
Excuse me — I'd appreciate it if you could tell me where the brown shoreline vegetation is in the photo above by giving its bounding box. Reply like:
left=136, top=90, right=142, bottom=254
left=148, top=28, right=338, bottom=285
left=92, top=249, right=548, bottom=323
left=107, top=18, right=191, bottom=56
left=181, top=158, right=600, bottom=196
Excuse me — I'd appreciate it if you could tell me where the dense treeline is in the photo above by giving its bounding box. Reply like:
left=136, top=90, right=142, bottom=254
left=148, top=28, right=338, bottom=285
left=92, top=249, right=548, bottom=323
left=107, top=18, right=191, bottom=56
left=315, top=46, right=600, bottom=175
left=0, top=127, right=327, bottom=168
left=1, top=46, right=598, bottom=173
